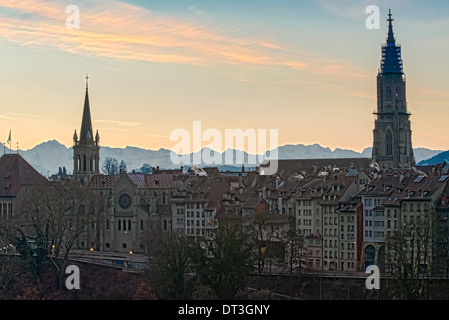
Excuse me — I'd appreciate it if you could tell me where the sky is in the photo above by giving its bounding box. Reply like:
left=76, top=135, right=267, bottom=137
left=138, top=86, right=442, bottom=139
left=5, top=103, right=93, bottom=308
left=0, top=0, right=448, bottom=154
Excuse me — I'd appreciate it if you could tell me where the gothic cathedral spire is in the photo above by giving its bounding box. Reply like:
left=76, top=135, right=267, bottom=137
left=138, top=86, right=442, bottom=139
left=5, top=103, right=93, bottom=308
left=372, top=10, right=415, bottom=170
left=73, top=74, right=100, bottom=184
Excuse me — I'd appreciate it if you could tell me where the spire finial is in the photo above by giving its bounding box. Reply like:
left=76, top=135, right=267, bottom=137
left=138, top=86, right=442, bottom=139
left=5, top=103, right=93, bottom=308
left=85, top=74, right=89, bottom=89
left=386, top=9, right=395, bottom=45
left=387, top=9, right=393, bottom=26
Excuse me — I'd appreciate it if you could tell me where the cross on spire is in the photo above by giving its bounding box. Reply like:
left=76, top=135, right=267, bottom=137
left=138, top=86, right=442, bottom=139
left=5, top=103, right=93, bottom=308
left=387, top=9, right=394, bottom=26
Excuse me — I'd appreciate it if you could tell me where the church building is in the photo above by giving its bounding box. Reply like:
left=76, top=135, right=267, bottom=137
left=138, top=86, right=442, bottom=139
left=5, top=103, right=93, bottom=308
left=71, top=77, right=180, bottom=254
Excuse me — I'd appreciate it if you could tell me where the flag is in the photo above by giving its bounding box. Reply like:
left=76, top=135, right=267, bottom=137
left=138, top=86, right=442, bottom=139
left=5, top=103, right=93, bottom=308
left=6, top=130, right=11, bottom=144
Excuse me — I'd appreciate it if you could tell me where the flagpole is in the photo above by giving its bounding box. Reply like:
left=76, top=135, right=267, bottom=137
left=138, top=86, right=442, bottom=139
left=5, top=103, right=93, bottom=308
left=8, top=130, right=11, bottom=154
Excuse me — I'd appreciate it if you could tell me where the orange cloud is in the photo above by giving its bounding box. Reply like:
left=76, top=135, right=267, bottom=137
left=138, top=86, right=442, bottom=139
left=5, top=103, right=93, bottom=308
left=0, top=0, right=368, bottom=82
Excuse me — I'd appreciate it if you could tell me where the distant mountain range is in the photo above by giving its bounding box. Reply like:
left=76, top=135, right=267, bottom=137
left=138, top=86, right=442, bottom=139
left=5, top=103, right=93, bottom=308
left=417, top=151, right=449, bottom=166
left=2, top=140, right=444, bottom=177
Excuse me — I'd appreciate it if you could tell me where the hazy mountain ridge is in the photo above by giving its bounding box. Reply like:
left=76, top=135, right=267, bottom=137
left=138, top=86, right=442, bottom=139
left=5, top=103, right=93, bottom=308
left=417, top=150, right=449, bottom=166
left=6, top=140, right=444, bottom=177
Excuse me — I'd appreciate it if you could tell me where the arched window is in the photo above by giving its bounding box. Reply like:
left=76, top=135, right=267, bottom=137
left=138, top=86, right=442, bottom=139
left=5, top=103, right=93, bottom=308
left=386, top=130, right=393, bottom=156
left=123, top=219, right=126, bottom=231
left=106, top=219, right=110, bottom=230
left=83, top=155, right=87, bottom=171
left=365, top=245, right=376, bottom=268
left=128, top=219, right=131, bottom=231
left=395, top=87, right=401, bottom=97
left=118, top=220, right=121, bottom=231
left=77, top=155, right=81, bottom=172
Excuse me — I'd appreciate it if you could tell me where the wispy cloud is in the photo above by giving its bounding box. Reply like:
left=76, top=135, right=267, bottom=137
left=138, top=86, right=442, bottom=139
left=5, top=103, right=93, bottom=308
left=9, top=112, right=39, bottom=118
left=314, top=0, right=406, bottom=20
left=0, top=0, right=368, bottom=83
left=96, top=119, right=142, bottom=127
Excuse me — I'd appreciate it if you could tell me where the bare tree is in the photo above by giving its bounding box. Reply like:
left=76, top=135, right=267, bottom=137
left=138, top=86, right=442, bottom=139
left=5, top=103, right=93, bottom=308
left=385, top=210, right=437, bottom=299
left=13, top=180, right=104, bottom=289
left=119, top=160, right=127, bottom=173
left=140, top=215, right=166, bottom=256
left=102, top=157, right=119, bottom=175
left=245, top=211, right=275, bottom=289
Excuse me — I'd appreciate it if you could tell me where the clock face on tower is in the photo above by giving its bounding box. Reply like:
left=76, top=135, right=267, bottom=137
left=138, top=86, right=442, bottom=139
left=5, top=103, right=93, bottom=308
left=118, top=193, right=132, bottom=209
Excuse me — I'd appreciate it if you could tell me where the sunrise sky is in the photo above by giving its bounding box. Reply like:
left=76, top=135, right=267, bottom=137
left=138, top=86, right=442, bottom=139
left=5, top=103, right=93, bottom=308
left=0, top=0, right=448, bottom=153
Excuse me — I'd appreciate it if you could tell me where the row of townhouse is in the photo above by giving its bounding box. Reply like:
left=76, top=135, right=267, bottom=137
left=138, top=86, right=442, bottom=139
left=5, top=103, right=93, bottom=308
left=4, top=152, right=449, bottom=276
left=166, top=159, right=449, bottom=275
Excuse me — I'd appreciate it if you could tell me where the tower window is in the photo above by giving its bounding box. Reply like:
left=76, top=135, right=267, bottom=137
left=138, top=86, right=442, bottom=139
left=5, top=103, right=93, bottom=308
left=386, top=130, right=393, bottom=156
left=386, top=87, right=392, bottom=100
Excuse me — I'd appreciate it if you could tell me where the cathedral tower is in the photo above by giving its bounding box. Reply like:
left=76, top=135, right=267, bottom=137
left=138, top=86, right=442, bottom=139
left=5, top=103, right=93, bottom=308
left=73, top=75, right=100, bottom=184
left=372, top=10, right=415, bottom=170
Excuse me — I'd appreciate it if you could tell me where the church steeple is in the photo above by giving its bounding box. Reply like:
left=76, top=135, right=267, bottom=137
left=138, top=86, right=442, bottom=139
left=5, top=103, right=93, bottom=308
left=380, top=10, right=403, bottom=74
left=80, top=74, right=94, bottom=143
left=72, top=75, right=100, bottom=184
left=372, top=10, right=415, bottom=170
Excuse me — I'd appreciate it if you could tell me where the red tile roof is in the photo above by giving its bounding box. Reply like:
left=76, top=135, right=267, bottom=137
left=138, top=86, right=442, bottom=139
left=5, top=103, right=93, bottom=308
left=88, top=173, right=182, bottom=189
left=0, top=154, right=47, bottom=196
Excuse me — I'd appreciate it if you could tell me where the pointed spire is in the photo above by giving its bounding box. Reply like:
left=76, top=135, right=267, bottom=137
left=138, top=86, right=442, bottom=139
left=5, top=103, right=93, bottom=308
left=386, top=9, right=396, bottom=46
left=80, top=74, right=94, bottom=142
left=380, top=10, right=403, bottom=74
